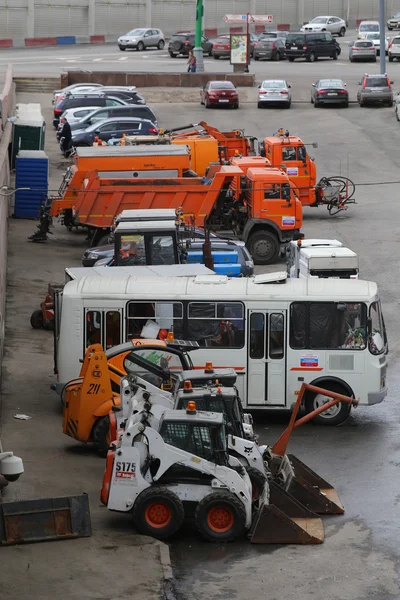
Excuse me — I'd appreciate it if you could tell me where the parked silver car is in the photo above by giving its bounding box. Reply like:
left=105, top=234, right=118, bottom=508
left=118, top=28, right=165, bottom=51
left=257, top=80, right=291, bottom=109
left=389, top=35, right=400, bottom=61
left=59, top=106, right=102, bottom=125
left=301, top=16, right=346, bottom=36
left=349, top=40, right=377, bottom=62
left=357, top=73, right=394, bottom=107
left=388, top=12, right=400, bottom=29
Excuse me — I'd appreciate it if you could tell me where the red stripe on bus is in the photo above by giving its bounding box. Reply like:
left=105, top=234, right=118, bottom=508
left=290, top=367, right=324, bottom=371
left=193, top=365, right=245, bottom=371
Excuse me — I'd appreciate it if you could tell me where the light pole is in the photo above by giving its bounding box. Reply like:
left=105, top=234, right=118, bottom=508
left=379, top=0, right=386, bottom=73
left=194, top=0, right=205, bottom=73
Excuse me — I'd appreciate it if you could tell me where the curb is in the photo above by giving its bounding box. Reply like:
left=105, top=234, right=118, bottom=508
left=158, top=541, right=173, bottom=581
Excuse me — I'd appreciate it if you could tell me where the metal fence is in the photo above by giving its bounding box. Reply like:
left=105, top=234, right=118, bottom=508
left=0, top=0, right=399, bottom=38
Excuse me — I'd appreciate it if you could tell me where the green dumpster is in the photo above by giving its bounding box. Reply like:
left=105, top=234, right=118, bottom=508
left=11, top=103, right=46, bottom=169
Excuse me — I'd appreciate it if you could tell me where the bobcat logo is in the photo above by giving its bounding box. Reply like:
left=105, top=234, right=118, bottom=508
left=244, top=446, right=253, bottom=455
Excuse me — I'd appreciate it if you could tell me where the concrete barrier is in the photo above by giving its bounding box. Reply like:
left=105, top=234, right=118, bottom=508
left=61, top=70, right=255, bottom=88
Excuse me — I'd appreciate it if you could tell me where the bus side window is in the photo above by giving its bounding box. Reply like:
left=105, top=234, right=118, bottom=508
left=86, top=310, right=102, bottom=347
left=289, top=303, right=307, bottom=348
left=269, top=313, right=284, bottom=359
left=105, top=311, right=121, bottom=350
left=250, top=313, right=264, bottom=359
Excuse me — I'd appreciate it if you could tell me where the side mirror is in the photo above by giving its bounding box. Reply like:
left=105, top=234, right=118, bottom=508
left=344, top=83, right=347, bottom=86
left=311, top=83, right=316, bottom=87
left=288, top=84, right=291, bottom=88
left=201, top=85, right=205, bottom=89
left=312, top=142, right=318, bottom=148
left=94, top=129, right=100, bottom=134
left=357, top=81, right=361, bottom=85
left=258, top=84, right=261, bottom=88
left=391, top=80, right=394, bottom=84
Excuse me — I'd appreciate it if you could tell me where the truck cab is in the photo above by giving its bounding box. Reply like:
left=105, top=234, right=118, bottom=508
left=260, top=131, right=318, bottom=207
left=287, top=239, right=359, bottom=279
left=114, top=220, right=181, bottom=266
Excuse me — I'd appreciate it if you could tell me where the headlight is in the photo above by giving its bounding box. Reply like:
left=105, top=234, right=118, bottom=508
left=87, top=252, right=100, bottom=259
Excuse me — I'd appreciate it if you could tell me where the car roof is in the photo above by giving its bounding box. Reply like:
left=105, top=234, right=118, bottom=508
left=94, top=117, right=154, bottom=124
left=359, top=20, right=379, bottom=24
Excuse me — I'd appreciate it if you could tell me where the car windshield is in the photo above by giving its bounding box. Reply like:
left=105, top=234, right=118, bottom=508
left=210, top=82, right=234, bottom=89
left=366, top=77, right=388, bottom=87
left=360, top=24, right=379, bottom=31
left=260, top=32, right=278, bottom=38
left=365, top=33, right=379, bottom=39
left=262, top=80, right=285, bottom=88
left=172, top=34, right=188, bottom=40
left=356, top=41, right=374, bottom=47
left=310, top=17, right=328, bottom=23
left=286, top=34, right=305, bottom=44
left=215, top=38, right=229, bottom=44
left=319, top=80, right=343, bottom=88
left=127, top=29, right=146, bottom=36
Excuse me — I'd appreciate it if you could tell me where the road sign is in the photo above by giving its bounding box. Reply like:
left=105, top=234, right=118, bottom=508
left=224, top=14, right=273, bottom=24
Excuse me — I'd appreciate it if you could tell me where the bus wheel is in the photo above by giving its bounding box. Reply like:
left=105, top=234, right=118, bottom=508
left=248, top=231, right=279, bottom=265
left=305, top=382, right=352, bottom=426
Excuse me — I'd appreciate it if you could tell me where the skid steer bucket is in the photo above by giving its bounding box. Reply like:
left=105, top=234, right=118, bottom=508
left=249, top=481, right=324, bottom=545
left=265, top=383, right=358, bottom=515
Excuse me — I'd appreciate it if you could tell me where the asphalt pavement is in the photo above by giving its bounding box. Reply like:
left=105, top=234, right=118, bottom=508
left=1, top=28, right=398, bottom=80
left=3, top=48, right=400, bottom=599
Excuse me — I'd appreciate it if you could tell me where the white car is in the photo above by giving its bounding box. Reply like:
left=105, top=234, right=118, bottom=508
left=301, top=16, right=346, bottom=36
left=358, top=21, right=379, bottom=39
left=52, top=83, right=103, bottom=105
left=364, top=32, right=389, bottom=55
left=59, top=106, right=101, bottom=125
left=389, top=35, right=400, bottom=61
left=387, top=13, right=400, bottom=30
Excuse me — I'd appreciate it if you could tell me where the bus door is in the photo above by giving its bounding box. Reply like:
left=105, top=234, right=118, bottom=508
left=84, top=308, right=123, bottom=354
left=247, top=310, right=286, bottom=406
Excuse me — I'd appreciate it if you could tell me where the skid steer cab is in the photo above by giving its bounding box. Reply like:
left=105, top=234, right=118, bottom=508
left=260, top=129, right=356, bottom=215
left=62, top=338, right=197, bottom=456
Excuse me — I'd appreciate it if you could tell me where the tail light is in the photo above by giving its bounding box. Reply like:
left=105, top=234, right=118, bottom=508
left=362, top=79, right=367, bottom=88
left=280, top=90, right=289, bottom=95
left=259, top=90, right=267, bottom=94
left=352, top=46, right=358, bottom=50
left=338, top=89, right=348, bottom=95
left=100, top=448, right=115, bottom=506
left=54, top=109, right=62, bottom=115
left=388, top=78, right=392, bottom=88
left=317, top=90, right=325, bottom=95
left=149, top=127, right=158, bottom=133
left=185, top=40, right=190, bottom=46
left=109, top=411, right=117, bottom=443
left=271, top=43, right=276, bottom=49
left=389, top=41, right=393, bottom=48
left=303, top=45, right=307, bottom=50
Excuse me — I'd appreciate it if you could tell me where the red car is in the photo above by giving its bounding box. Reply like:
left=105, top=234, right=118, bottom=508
left=200, top=81, right=239, bottom=109
left=212, top=34, right=257, bottom=59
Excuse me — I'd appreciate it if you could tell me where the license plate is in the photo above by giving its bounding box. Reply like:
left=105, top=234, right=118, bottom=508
left=327, top=93, right=337, bottom=96
left=258, top=52, right=267, bottom=55
left=371, top=90, right=381, bottom=93
left=219, top=99, right=229, bottom=103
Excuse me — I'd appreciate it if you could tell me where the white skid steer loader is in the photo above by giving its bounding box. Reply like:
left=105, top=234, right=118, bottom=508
left=101, top=399, right=326, bottom=544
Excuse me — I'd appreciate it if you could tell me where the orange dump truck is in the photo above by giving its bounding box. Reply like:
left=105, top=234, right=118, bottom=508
left=260, top=129, right=355, bottom=214
left=72, top=164, right=303, bottom=264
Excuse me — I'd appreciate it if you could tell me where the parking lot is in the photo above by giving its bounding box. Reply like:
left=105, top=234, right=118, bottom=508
left=2, top=43, right=400, bottom=599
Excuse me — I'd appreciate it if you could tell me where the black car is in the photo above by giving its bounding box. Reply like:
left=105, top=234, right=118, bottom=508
left=253, top=37, right=286, bottom=61
left=168, top=32, right=213, bottom=57
left=70, top=117, right=158, bottom=148
left=311, top=78, right=349, bottom=107
left=62, top=105, right=158, bottom=139
left=53, top=93, right=126, bottom=127
left=285, top=31, right=341, bottom=62
left=96, top=87, right=146, bottom=105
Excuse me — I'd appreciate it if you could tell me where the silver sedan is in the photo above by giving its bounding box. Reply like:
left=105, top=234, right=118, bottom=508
left=301, top=16, right=347, bottom=36
left=257, top=80, right=291, bottom=109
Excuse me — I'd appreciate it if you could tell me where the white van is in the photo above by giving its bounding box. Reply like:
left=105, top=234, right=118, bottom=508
left=358, top=21, right=380, bottom=39
left=287, top=239, right=359, bottom=279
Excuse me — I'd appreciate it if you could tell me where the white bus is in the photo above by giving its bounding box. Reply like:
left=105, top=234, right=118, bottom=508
left=54, top=273, right=388, bottom=425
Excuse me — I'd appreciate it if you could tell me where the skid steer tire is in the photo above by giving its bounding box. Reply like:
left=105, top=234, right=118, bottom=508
left=305, top=382, right=352, bottom=426
left=92, top=416, right=111, bottom=457
left=30, top=309, right=44, bottom=329
left=133, top=487, right=184, bottom=539
left=245, top=467, right=267, bottom=502
left=195, top=490, right=247, bottom=542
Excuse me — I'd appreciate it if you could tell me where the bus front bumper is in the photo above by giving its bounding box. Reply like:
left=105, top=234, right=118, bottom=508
left=367, top=387, right=387, bottom=405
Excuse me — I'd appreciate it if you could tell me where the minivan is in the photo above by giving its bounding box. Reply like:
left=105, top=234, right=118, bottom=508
left=358, top=21, right=379, bottom=39
left=285, top=31, right=341, bottom=61
left=53, top=93, right=127, bottom=127
left=69, top=105, right=158, bottom=133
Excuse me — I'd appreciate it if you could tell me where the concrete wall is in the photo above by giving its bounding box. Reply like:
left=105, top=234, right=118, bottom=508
left=0, top=0, right=398, bottom=42
left=61, top=70, right=255, bottom=87
left=0, top=66, right=14, bottom=379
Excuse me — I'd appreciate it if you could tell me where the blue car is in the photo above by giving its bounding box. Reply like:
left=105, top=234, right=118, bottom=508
left=67, top=116, right=158, bottom=150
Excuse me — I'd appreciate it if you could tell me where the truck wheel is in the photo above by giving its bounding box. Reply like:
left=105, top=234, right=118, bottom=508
left=30, top=309, right=44, bottom=329
left=305, top=382, right=352, bottom=426
left=248, top=231, right=279, bottom=265
left=195, top=490, right=247, bottom=542
left=245, top=467, right=267, bottom=502
left=133, top=487, right=184, bottom=539
left=92, top=416, right=111, bottom=457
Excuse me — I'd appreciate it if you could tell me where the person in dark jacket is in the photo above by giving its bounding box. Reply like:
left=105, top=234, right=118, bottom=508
left=60, top=117, right=72, bottom=155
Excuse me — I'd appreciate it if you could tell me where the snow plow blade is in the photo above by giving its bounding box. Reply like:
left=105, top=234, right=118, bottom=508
left=249, top=481, right=324, bottom=545
left=286, top=454, right=344, bottom=515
